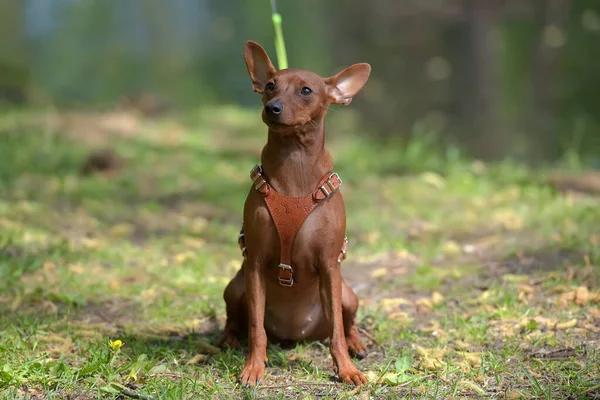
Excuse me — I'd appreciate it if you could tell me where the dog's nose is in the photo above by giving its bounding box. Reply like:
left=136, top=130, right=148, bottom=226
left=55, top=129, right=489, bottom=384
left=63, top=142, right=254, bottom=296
left=265, top=100, right=283, bottom=116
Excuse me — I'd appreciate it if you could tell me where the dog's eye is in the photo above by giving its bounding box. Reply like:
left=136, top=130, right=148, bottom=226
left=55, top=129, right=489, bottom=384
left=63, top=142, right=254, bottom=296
left=300, top=87, right=312, bottom=96
left=265, top=82, right=275, bottom=92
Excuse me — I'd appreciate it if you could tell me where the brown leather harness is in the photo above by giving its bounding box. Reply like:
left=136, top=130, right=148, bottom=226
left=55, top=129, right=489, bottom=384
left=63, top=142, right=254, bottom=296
left=238, top=165, right=348, bottom=287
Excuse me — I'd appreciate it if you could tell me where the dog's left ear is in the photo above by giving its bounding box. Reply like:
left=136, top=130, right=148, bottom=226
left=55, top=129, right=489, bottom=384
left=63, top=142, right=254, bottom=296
left=324, top=63, right=371, bottom=106
left=244, top=41, right=277, bottom=93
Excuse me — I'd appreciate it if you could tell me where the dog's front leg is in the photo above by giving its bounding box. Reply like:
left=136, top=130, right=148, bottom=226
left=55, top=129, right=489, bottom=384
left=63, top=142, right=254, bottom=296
left=239, top=259, right=267, bottom=387
left=320, top=261, right=367, bottom=386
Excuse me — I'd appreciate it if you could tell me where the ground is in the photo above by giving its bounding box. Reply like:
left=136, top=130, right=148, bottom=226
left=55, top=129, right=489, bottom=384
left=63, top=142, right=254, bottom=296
left=1, top=107, right=599, bottom=399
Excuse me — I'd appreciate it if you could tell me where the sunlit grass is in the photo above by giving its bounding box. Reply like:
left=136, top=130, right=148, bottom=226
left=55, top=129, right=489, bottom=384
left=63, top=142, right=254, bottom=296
left=1, top=107, right=599, bottom=398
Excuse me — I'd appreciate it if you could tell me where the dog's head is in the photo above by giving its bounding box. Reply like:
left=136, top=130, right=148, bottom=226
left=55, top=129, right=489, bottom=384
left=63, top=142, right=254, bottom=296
left=244, top=41, right=370, bottom=133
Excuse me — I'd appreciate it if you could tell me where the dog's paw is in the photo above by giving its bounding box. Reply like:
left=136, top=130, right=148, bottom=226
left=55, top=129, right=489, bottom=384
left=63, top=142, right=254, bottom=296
left=239, top=360, right=265, bottom=387
left=338, top=366, right=367, bottom=386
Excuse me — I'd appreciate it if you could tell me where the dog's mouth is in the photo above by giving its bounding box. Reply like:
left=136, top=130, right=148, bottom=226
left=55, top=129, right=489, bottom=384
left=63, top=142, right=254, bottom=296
left=262, top=112, right=315, bottom=132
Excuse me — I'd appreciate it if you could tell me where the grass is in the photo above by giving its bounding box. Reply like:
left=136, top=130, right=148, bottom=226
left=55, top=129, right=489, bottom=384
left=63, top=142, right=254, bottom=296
left=1, top=106, right=599, bottom=399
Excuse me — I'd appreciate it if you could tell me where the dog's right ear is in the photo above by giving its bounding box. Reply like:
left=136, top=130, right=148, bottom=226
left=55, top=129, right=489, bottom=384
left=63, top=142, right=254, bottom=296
left=244, top=41, right=277, bottom=93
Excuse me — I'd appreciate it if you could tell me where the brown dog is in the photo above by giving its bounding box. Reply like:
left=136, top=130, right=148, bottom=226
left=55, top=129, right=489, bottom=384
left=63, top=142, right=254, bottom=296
left=220, top=40, right=371, bottom=387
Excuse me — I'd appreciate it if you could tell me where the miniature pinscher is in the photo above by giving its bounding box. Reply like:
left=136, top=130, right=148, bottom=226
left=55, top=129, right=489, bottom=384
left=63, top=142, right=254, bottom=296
left=220, top=40, right=371, bottom=387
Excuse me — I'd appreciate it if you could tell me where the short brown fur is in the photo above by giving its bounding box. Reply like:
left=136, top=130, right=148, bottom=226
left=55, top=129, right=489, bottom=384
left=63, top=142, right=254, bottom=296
left=220, top=40, right=371, bottom=387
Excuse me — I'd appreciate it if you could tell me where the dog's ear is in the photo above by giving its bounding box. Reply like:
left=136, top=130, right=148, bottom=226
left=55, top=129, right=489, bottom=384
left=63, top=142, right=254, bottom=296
left=244, top=41, right=277, bottom=93
left=324, top=63, right=371, bottom=106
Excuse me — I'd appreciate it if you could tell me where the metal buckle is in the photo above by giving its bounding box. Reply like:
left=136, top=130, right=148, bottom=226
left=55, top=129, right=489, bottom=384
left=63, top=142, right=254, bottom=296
left=250, top=165, right=262, bottom=177
left=329, top=172, right=342, bottom=186
left=250, top=165, right=267, bottom=190
left=255, top=179, right=267, bottom=190
left=278, top=263, right=294, bottom=287
left=251, top=173, right=262, bottom=183
left=321, top=173, right=342, bottom=198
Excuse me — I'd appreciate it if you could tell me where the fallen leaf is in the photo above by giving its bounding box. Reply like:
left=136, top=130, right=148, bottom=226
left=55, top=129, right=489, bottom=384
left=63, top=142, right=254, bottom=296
left=365, top=370, right=379, bottom=382
left=589, top=306, right=600, bottom=320
left=443, top=240, right=461, bottom=255
left=455, top=360, right=471, bottom=373
left=415, top=346, right=448, bottom=371
left=420, top=172, right=445, bottom=189
left=182, top=236, right=207, bottom=249
left=431, top=291, right=444, bottom=305
left=109, top=223, right=135, bottom=237
left=457, top=379, right=486, bottom=396
left=175, top=251, right=196, bottom=264
left=454, top=340, right=471, bottom=350
left=393, top=266, right=410, bottom=275
left=574, top=286, right=590, bottom=305
left=388, top=312, right=412, bottom=323
left=197, top=339, right=220, bottom=354
left=379, top=297, right=411, bottom=312
left=189, top=217, right=208, bottom=234
left=370, top=268, right=388, bottom=279
left=508, top=389, right=530, bottom=399
left=187, top=354, right=209, bottom=364
left=365, top=231, right=381, bottom=245
left=559, top=291, right=575, bottom=306
left=419, top=320, right=441, bottom=333
left=555, top=319, right=577, bottom=330
left=415, top=298, right=434, bottom=313
left=456, top=351, right=482, bottom=367
left=503, top=274, right=529, bottom=283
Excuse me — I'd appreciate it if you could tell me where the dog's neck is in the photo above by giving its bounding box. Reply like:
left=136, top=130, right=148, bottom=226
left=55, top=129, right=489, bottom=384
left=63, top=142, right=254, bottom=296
left=260, top=118, right=333, bottom=197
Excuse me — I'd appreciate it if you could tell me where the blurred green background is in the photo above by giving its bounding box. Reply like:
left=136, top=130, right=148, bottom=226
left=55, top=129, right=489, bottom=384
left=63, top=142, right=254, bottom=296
left=1, top=0, right=599, bottom=163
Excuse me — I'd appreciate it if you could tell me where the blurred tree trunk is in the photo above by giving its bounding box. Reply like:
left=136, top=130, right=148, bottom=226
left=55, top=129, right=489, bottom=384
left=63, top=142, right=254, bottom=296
left=531, top=0, right=570, bottom=160
left=0, top=0, right=28, bottom=104
left=466, top=0, right=503, bottom=159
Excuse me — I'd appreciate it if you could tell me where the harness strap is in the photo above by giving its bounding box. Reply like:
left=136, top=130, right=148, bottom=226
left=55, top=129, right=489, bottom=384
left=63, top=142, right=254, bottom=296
left=241, top=165, right=344, bottom=287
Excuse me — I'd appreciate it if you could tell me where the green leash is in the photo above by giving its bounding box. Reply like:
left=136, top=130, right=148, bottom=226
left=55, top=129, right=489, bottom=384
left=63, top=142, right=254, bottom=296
left=270, top=0, right=288, bottom=70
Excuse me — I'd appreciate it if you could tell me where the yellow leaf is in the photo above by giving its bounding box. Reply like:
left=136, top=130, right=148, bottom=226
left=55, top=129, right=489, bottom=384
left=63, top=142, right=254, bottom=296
left=69, top=263, right=85, bottom=275
left=420, top=172, right=445, bottom=189
left=415, top=346, right=448, bottom=370
left=175, top=251, right=195, bottom=264
left=182, top=236, right=207, bottom=249
left=393, top=266, right=410, bottom=275
left=189, top=217, right=208, bottom=234
left=442, top=240, right=461, bottom=255
left=187, top=354, right=209, bottom=364
left=365, top=231, right=381, bottom=245
left=108, top=279, right=121, bottom=291
left=197, top=339, right=220, bottom=354
left=431, top=291, right=444, bottom=305
left=574, top=286, right=590, bottom=305
left=419, top=320, right=441, bottom=333
left=109, top=222, right=135, bottom=237
left=454, top=340, right=471, bottom=350
left=388, top=312, right=412, bottom=323
left=370, top=267, right=388, bottom=278
left=503, top=274, right=529, bottom=283
left=519, top=284, right=535, bottom=294
left=456, top=351, right=482, bottom=367
left=415, top=298, right=433, bottom=313
left=559, top=291, right=576, bottom=306
left=555, top=319, right=577, bottom=330
left=379, top=297, right=411, bottom=312
left=508, top=389, right=530, bottom=400
left=457, top=379, right=486, bottom=396
left=455, top=360, right=471, bottom=373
